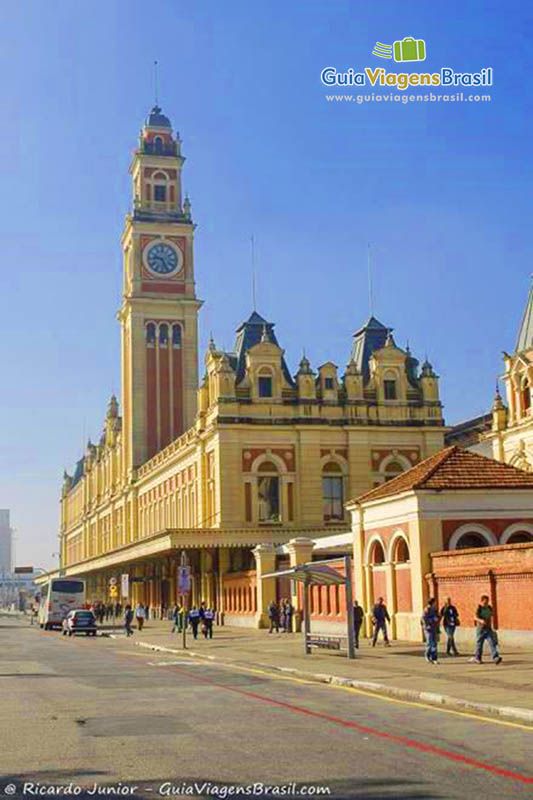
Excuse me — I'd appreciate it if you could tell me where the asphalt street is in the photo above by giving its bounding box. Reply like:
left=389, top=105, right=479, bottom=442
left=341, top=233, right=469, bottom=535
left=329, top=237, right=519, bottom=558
left=1, top=616, right=532, bottom=800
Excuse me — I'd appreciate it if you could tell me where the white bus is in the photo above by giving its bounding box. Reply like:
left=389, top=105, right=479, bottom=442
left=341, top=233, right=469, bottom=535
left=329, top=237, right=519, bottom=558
left=38, top=578, right=86, bottom=630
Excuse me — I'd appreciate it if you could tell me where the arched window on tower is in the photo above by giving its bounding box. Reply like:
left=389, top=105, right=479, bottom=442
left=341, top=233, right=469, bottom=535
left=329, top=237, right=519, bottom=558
left=153, top=172, right=168, bottom=202
left=154, top=136, right=163, bottom=154
left=146, top=323, right=156, bottom=347
left=159, top=324, right=169, bottom=347
left=172, top=324, right=182, bottom=349
left=257, top=461, right=280, bottom=523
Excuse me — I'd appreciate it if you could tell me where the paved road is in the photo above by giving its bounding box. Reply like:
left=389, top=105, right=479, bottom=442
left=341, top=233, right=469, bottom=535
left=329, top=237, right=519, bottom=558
left=1, top=616, right=532, bottom=800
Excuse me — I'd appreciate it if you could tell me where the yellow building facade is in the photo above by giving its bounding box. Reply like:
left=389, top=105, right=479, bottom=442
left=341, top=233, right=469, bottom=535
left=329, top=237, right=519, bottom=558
left=59, top=105, right=447, bottom=627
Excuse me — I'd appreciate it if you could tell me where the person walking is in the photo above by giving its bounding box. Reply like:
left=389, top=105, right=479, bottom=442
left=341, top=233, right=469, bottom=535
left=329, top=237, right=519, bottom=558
left=283, top=598, right=294, bottom=633
left=135, top=602, right=146, bottom=631
left=124, top=605, right=134, bottom=637
left=422, top=598, right=440, bottom=664
left=267, top=600, right=280, bottom=634
left=188, top=605, right=201, bottom=639
left=202, top=607, right=215, bottom=639
left=471, top=595, right=502, bottom=664
left=171, top=604, right=180, bottom=633
left=371, top=597, right=391, bottom=646
left=353, top=600, right=364, bottom=648
left=440, top=597, right=460, bottom=656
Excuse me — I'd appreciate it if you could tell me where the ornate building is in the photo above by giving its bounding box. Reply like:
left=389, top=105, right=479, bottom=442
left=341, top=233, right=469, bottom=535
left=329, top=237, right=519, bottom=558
left=59, top=106, right=446, bottom=626
left=449, top=283, right=533, bottom=471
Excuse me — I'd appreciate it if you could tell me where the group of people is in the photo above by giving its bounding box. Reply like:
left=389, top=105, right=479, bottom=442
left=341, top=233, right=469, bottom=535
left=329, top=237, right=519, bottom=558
left=170, top=602, right=216, bottom=640
left=267, top=598, right=294, bottom=633
left=91, top=601, right=122, bottom=624
left=354, top=594, right=502, bottom=665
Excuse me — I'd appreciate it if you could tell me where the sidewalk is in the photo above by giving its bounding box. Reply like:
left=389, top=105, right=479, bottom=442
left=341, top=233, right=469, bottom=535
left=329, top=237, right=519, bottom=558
left=109, top=620, right=533, bottom=725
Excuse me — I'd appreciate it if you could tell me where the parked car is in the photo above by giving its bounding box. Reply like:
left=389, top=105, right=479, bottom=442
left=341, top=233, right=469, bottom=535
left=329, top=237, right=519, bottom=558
left=62, top=609, right=98, bottom=637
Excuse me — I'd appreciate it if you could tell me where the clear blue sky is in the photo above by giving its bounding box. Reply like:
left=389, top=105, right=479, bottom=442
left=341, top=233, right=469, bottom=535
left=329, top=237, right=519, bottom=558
left=2, top=1, right=532, bottom=568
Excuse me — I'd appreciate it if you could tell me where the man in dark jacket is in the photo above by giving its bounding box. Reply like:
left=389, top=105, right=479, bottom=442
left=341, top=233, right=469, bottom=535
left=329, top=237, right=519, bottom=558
left=440, top=597, right=460, bottom=656
left=267, top=600, right=280, bottom=633
left=371, top=597, right=391, bottom=646
left=124, top=605, right=134, bottom=637
left=353, top=601, right=364, bottom=648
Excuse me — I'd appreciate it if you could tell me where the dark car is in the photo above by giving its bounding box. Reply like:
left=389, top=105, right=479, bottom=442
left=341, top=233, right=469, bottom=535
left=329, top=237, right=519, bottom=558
left=62, top=609, right=98, bottom=637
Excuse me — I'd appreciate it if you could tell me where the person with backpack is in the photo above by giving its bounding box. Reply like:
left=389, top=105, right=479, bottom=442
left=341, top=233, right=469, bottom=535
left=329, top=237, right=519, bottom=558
left=440, top=597, right=460, bottom=656
left=124, top=605, right=134, bottom=637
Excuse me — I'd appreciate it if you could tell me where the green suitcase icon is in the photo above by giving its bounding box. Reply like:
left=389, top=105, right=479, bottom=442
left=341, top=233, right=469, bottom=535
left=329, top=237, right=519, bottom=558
left=393, top=37, right=426, bottom=62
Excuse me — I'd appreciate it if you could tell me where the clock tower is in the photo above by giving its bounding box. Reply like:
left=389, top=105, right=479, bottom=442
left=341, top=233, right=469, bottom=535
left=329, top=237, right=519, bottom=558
left=119, top=105, right=201, bottom=473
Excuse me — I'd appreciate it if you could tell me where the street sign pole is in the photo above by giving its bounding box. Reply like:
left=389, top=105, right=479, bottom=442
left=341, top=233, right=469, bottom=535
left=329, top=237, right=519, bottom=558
left=344, top=555, right=356, bottom=660
left=179, top=551, right=190, bottom=650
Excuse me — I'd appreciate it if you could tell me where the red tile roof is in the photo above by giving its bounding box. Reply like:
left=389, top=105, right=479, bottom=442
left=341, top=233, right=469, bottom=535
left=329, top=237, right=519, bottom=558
left=353, top=446, right=533, bottom=505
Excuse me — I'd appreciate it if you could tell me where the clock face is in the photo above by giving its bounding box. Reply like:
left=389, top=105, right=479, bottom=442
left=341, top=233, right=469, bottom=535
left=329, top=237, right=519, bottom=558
left=146, top=242, right=180, bottom=275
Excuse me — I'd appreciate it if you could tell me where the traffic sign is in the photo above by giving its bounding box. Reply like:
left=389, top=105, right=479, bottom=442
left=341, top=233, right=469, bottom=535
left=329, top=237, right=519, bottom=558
left=14, top=566, right=34, bottom=574
left=109, top=576, right=117, bottom=586
left=121, top=573, right=129, bottom=598
left=109, top=585, right=118, bottom=597
left=178, top=565, right=191, bottom=593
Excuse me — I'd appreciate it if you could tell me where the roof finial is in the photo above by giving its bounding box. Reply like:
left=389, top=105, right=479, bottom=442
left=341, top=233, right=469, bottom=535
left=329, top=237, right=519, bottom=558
left=251, top=235, right=257, bottom=312
left=367, top=242, right=374, bottom=317
left=261, top=324, right=269, bottom=343
left=153, top=60, right=159, bottom=106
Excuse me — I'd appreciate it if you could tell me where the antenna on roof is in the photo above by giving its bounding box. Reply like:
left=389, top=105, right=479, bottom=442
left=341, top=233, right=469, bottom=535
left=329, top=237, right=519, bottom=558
left=153, top=60, right=159, bottom=105
left=251, top=235, right=257, bottom=312
left=367, top=243, right=374, bottom=317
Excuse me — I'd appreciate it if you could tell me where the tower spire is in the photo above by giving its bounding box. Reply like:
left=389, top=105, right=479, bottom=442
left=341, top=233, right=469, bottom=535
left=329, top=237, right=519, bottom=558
left=153, top=60, right=159, bottom=105
left=516, top=275, right=533, bottom=353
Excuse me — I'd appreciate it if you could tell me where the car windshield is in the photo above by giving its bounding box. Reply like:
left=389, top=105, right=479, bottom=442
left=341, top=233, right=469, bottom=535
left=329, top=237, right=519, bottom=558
left=74, top=612, right=94, bottom=618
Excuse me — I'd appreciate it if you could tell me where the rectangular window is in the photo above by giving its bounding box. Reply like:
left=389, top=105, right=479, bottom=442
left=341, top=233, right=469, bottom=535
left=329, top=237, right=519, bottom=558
left=322, top=476, right=344, bottom=521
left=258, top=476, right=280, bottom=522
left=324, top=377, right=334, bottom=390
left=384, top=380, right=397, bottom=400
left=154, top=185, right=167, bottom=202
left=258, top=376, right=273, bottom=397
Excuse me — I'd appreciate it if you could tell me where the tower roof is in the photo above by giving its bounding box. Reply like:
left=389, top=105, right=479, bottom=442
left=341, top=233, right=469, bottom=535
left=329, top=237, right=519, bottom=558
left=516, top=282, right=533, bottom=353
left=349, top=316, right=391, bottom=383
left=232, top=311, right=294, bottom=386
left=145, top=104, right=172, bottom=129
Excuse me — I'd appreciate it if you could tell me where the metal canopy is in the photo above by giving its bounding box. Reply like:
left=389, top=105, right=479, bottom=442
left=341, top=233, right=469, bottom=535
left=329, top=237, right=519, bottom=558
left=262, top=563, right=346, bottom=586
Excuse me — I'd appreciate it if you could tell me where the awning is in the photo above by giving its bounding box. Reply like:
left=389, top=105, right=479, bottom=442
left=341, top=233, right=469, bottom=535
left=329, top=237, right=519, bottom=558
left=261, top=562, right=345, bottom=585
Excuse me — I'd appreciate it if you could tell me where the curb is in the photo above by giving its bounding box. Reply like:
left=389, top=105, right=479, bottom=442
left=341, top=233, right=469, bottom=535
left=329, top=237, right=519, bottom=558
left=112, top=636, right=533, bottom=727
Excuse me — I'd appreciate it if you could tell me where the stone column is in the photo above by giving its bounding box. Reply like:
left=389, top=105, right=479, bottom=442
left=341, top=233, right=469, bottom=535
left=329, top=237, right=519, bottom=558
left=218, top=548, right=230, bottom=623
left=253, top=543, right=277, bottom=629
left=385, top=562, right=396, bottom=639
left=286, top=537, right=315, bottom=632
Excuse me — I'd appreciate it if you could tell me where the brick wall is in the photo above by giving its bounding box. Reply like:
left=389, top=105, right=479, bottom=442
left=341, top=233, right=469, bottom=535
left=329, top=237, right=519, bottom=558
left=428, top=541, right=533, bottom=631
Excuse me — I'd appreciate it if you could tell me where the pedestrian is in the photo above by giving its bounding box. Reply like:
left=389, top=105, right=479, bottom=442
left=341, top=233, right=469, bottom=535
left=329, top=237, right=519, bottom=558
left=422, top=598, right=440, bottom=664
left=279, top=599, right=286, bottom=632
left=471, top=595, right=502, bottom=665
left=144, top=604, right=150, bottom=621
left=188, top=605, right=201, bottom=639
left=371, top=597, right=391, bottom=646
left=135, top=602, right=146, bottom=631
left=283, top=598, right=294, bottom=633
left=353, top=600, right=364, bottom=648
left=124, top=604, right=134, bottom=637
left=202, top=607, right=215, bottom=639
left=105, top=603, right=111, bottom=621
left=171, top=603, right=183, bottom=633
left=267, top=600, right=280, bottom=634
left=440, top=596, right=460, bottom=656
left=98, top=604, right=105, bottom=625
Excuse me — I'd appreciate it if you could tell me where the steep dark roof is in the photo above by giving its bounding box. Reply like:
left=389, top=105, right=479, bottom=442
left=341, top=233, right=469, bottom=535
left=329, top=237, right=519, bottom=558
left=349, top=316, right=391, bottom=383
left=353, top=446, right=533, bottom=504
left=71, top=458, right=84, bottom=488
left=145, top=104, right=171, bottom=128
left=516, top=283, right=533, bottom=353
left=233, top=311, right=294, bottom=386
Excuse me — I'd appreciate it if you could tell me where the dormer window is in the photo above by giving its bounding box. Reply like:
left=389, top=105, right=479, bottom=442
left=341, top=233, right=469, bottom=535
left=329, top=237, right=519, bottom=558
left=324, top=377, right=334, bottom=390
left=154, top=136, right=163, bottom=154
left=384, top=379, right=397, bottom=400
left=258, top=376, right=273, bottom=398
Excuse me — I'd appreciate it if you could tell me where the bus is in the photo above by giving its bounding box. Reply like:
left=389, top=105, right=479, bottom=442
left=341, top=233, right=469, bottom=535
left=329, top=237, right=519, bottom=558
left=38, top=578, right=86, bottom=630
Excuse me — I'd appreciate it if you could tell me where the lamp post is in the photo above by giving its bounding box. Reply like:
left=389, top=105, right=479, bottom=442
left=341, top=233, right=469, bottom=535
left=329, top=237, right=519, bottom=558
left=178, top=550, right=191, bottom=649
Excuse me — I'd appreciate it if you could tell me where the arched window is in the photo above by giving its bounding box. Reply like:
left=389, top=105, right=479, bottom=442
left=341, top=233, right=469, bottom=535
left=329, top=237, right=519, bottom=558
left=455, top=532, right=487, bottom=549
left=172, top=324, right=182, bottom=348
left=145, top=322, right=156, bottom=346
left=257, top=461, right=280, bottom=522
left=384, top=379, right=397, bottom=400
left=384, top=461, right=404, bottom=482
left=370, top=540, right=386, bottom=564
left=394, top=538, right=410, bottom=563
left=506, top=531, right=533, bottom=544
left=153, top=172, right=167, bottom=202
left=154, top=136, right=163, bottom=154
left=159, top=323, right=169, bottom=346
left=322, top=462, right=344, bottom=521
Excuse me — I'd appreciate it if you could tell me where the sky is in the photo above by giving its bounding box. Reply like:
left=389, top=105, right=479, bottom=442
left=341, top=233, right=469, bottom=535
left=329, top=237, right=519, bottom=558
left=1, top=0, right=532, bottom=568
